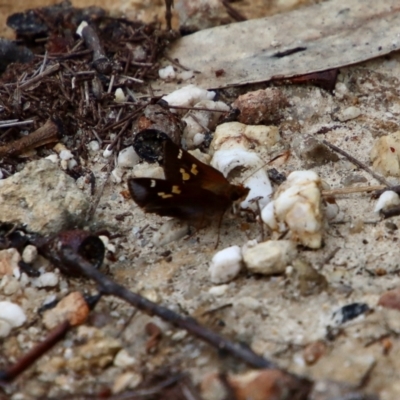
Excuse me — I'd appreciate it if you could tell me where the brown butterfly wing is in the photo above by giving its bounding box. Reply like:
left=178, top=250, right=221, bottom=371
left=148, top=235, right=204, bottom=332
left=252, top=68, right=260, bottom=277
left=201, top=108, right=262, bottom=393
left=162, top=140, right=232, bottom=195
left=128, top=178, right=230, bottom=221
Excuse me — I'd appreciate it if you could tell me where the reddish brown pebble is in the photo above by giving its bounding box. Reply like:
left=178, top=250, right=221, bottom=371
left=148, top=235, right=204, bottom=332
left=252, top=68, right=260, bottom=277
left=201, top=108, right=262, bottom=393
left=232, top=88, right=288, bottom=125
left=381, top=337, right=392, bottom=355
left=378, top=288, right=400, bottom=311
left=303, top=340, right=326, bottom=365
left=43, top=292, right=90, bottom=329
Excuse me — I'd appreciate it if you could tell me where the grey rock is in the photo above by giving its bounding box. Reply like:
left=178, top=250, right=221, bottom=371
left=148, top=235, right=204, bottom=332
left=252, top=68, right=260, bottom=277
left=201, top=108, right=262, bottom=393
left=0, top=159, right=89, bottom=234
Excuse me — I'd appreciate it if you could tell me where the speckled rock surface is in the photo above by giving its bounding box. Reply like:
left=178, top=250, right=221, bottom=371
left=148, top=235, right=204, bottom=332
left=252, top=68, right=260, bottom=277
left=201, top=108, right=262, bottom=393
left=0, top=159, right=90, bottom=234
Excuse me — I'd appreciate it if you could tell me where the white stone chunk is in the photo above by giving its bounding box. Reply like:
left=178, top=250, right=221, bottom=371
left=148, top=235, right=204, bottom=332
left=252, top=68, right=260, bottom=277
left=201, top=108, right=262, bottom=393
left=209, top=246, right=242, bottom=284
left=22, top=245, right=38, bottom=264
left=243, top=240, right=297, bottom=275
left=261, top=170, right=324, bottom=249
left=88, top=140, right=100, bottom=152
left=113, top=349, right=137, bottom=367
left=161, top=84, right=215, bottom=108
left=374, top=190, right=400, bottom=212
left=32, top=272, right=59, bottom=288
left=208, top=284, right=229, bottom=296
left=76, top=21, right=88, bottom=37
left=103, top=145, right=113, bottom=158
left=158, top=65, right=176, bottom=80
left=370, top=131, right=400, bottom=177
left=337, top=106, right=361, bottom=121
left=114, top=88, right=127, bottom=103
left=117, top=146, right=140, bottom=168
left=59, top=149, right=73, bottom=160
left=0, top=301, right=26, bottom=330
left=45, top=154, right=59, bottom=163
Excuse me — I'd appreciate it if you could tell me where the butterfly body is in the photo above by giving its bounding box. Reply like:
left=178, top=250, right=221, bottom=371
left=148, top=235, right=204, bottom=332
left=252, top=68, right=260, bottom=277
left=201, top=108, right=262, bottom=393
left=128, top=139, right=249, bottom=223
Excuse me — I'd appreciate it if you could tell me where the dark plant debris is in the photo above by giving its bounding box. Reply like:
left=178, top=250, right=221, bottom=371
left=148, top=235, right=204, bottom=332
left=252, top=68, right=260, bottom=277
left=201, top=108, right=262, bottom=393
left=0, top=0, right=179, bottom=177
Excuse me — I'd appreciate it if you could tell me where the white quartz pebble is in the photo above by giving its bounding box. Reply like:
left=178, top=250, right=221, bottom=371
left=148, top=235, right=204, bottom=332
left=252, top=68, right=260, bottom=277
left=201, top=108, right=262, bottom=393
left=22, top=245, right=38, bottom=264
left=88, top=140, right=100, bottom=152
left=374, top=190, right=400, bottom=212
left=243, top=240, right=297, bottom=275
left=117, top=146, right=139, bottom=168
left=32, top=272, right=59, bottom=288
left=45, top=154, right=59, bottom=163
left=161, top=84, right=215, bottom=108
left=0, top=301, right=26, bottom=334
left=103, top=145, right=113, bottom=158
left=158, top=65, right=176, bottom=80
left=209, top=246, right=242, bottom=284
left=59, top=149, right=73, bottom=160
left=114, top=88, right=127, bottom=103
left=262, top=170, right=324, bottom=249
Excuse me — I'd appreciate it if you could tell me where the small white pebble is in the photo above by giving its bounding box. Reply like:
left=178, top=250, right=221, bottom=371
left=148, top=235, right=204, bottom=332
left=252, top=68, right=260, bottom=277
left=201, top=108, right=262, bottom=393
left=208, top=284, right=229, bottom=296
left=171, top=330, right=187, bottom=341
left=193, top=133, right=205, bottom=146
left=99, top=235, right=109, bottom=247
left=0, top=301, right=26, bottom=328
left=87, top=140, right=100, bottom=152
left=117, top=146, right=140, bottom=168
left=45, top=154, right=59, bottom=163
left=76, top=21, right=88, bottom=37
left=161, top=84, right=215, bottom=108
left=67, top=159, right=78, bottom=170
left=209, top=245, right=242, bottom=284
left=59, top=149, right=73, bottom=160
left=32, top=272, right=59, bottom=288
left=158, top=65, right=176, bottom=80
left=114, top=349, right=137, bottom=367
left=374, top=190, right=400, bottom=212
left=338, top=106, right=361, bottom=122
left=60, top=159, right=68, bottom=170
left=0, top=170, right=3, bottom=179
left=243, top=240, right=297, bottom=275
left=176, top=70, right=194, bottom=81
left=114, top=88, right=127, bottom=103
left=285, top=265, right=294, bottom=276
left=103, top=145, right=113, bottom=158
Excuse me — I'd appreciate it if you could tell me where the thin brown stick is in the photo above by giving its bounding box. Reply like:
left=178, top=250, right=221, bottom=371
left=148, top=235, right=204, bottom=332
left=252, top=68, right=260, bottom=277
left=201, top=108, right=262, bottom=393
left=0, top=321, right=71, bottom=383
left=60, top=247, right=277, bottom=370
left=322, top=140, right=391, bottom=187
left=165, top=0, right=174, bottom=30
left=18, top=63, right=60, bottom=90
left=0, top=120, right=34, bottom=129
left=322, top=185, right=386, bottom=196
left=0, top=119, right=61, bottom=158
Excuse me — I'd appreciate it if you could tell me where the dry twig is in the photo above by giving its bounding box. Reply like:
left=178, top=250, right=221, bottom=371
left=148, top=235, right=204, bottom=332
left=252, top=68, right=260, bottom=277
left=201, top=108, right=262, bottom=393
left=322, top=140, right=391, bottom=187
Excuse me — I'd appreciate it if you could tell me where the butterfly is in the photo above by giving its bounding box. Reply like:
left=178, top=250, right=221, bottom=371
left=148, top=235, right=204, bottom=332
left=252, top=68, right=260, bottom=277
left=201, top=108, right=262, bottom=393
left=128, top=139, right=250, bottom=224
